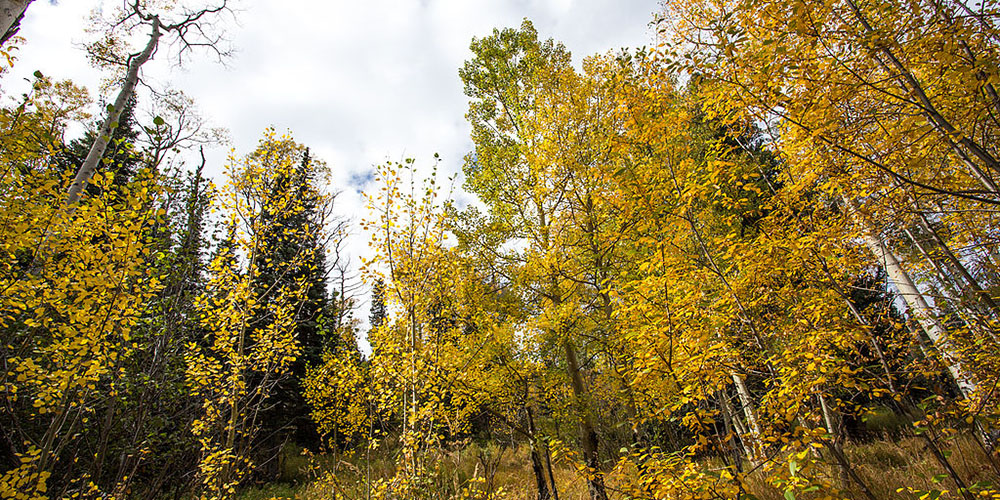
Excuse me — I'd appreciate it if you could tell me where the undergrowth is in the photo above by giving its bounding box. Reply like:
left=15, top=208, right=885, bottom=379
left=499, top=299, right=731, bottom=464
left=238, top=433, right=998, bottom=499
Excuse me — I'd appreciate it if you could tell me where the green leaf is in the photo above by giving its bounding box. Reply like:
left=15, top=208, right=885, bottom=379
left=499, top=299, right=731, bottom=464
left=32, top=70, right=43, bottom=79
left=153, top=116, right=165, bottom=126
left=784, top=489, right=796, bottom=500
left=789, top=460, right=798, bottom=476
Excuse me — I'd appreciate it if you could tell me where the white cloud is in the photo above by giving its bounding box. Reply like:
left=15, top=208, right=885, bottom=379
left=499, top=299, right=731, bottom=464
left=7, top=0, right=657, bottom=350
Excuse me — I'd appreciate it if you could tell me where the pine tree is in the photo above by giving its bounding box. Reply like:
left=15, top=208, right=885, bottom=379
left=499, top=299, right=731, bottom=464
left=246, top=140, right=333, bottom=456
left=368, top=279, right=386, bottom=333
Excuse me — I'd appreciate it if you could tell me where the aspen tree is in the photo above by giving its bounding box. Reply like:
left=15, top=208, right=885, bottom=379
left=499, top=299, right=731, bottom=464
left=186, top=130, right=328, bottom=497
left=69, top=1, right=230, bottom=208
left=460, top=22, right=615, bottom=500
left=0, top=149, right=162, bottom=498
left=0, top=0, right=31, bottom=47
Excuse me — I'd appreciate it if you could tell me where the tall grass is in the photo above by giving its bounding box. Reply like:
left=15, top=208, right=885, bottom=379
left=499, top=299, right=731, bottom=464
left=238, top=433, right=997, bottom=499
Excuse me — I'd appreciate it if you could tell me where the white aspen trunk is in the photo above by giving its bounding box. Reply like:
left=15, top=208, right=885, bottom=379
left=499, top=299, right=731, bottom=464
left=891, top=175, right=1000, bottom=323
left=718, top=390, right=755, bottom=462
left=731, top=373, right=763, bottom=465
left=731, top=372, right=761, bottom=436
left=66, top=18, right=161, bottom=207
left=818, top=393, right=850, bottom=487
left=861, top=229, right=978, bottom=398
left=818, top=394, right=838, bottom=439
left=844, top=197, right=978, bottom=399
left=0, top=0, right=31, bottom=45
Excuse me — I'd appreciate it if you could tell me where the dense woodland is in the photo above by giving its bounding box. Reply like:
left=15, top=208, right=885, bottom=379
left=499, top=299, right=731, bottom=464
left=1, top=0, right=1000, bottom=499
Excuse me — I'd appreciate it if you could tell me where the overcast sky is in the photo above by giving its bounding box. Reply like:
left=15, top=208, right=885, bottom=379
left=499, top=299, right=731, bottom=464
left=7, top=0, right=658, bottom=344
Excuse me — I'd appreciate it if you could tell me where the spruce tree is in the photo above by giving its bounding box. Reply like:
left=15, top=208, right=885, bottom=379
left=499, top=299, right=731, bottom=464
left=53, top=94, right=145, bottom=190
left=248, top=143, right=332, bottom=455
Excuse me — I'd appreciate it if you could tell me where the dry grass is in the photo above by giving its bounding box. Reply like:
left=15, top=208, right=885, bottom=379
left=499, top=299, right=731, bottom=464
left=737, top=434, right=998, bottom=500
left=844, top=434, right=996, bottom=499
left=238, top=433, right=998, bottom=499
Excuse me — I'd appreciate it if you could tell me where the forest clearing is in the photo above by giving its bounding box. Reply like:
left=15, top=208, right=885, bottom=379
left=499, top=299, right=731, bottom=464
left=2, top=0, right=1000, bottom=499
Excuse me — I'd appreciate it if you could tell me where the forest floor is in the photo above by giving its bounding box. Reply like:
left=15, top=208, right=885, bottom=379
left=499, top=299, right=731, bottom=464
left=237, top=433, right=999, bottom=500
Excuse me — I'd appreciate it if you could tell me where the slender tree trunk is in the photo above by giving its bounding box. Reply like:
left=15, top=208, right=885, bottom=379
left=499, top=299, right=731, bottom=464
left=528, top=440, right=550, bottom=500
left=563, top=340, right=609, bottom=500
left=863, top=230, right=978, bottom=398
left=67, top=17, right=161, bottom=207
left=919, top=424, right=978, bottom=500
left=526, top=406, right=552, bottom=500
left=824, top=265, right=901, bottom=394
left=844, top=196, right=978, bottom=399
left=731, top=373, right=761, bottom=437
left=718, top=390, right=753, bottom=465
left=730, top=372, right=763, bottom=466
left=843, top=0, right=1000, bottom=193
left=901, top=225, right=1000, bottom=345
left=914, top=212, right=1000, bottom=319
left=929, top=0, right=1000, bottom=120
left=819, top=430, right=879, bottom=500
left=542, top=438, right=559, bottom=500
left=820, top=241, right=981, bottom=494
left=90, top=395, right=118, bottom=483
left=0, top=0, right=32, bottom=46
left=901, top=225, right=965, bottom=305
left=223, top=237, right=258, bottom=489
left=891, top=175, right=1000, bottom=322
left=817, top=394, right=849, bottom=487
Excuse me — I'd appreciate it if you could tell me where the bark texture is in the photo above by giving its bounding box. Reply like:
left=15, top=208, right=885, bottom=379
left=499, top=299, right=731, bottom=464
left=0, top=0, right=32, bottom=46
left=563, top=340, right=609, bottom=500
left=845, top=197, right=978, bottom=399
left=67, top=17, right=161, bottom=207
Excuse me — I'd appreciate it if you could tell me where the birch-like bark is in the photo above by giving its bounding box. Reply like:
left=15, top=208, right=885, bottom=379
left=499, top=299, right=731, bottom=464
left=914, top=213, right=1000, bottom=320
left=844, top=197, right=978, bottom=399
left=66, top=17, right=161, bottom=207
left=863, top=232, right=978, bottom=398
left=730, top=371, right=765, bottom=467
left=839, top=282, right=981, bottom=494
left=818, top=394, right=839, bottom=443
left=890, top=173, right=1000, bottom=321
left=901, top=225, right=965, bottom=306
left=718, top=390, right=755, bottom=463
left=731, top=372, right=762, bottom=437
left=0, top=0, right=31, bottom=46
left=818, top=393, right=851, bottom=488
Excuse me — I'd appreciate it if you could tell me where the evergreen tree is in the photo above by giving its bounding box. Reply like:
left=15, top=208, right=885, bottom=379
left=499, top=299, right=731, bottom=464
left=368, top=279, right=386, bottom=334
left=53, top=93, right=145, bottom=190
left=246, top=140, right=332, bottom=456
left=257, top=148, right=330, bottom=361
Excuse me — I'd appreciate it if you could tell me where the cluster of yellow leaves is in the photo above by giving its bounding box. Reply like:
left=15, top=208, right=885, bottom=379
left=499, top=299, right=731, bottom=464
left=0, top=158, right=162, bottom=498
left=186, top=129, right=326, bottom=498
left=302, top=345, right=370, bottom=443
